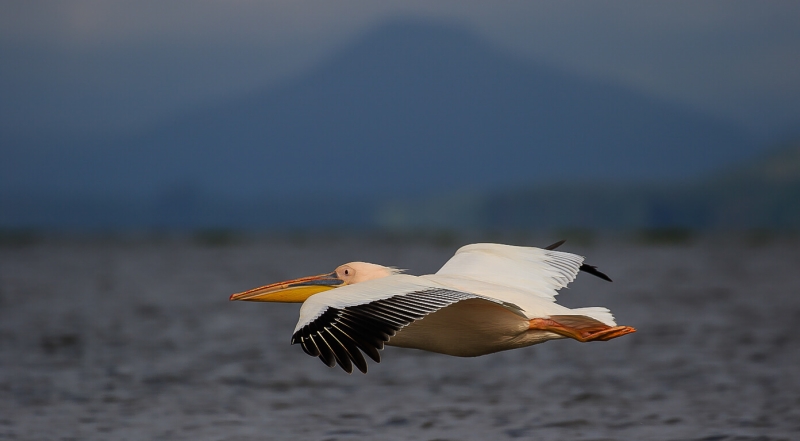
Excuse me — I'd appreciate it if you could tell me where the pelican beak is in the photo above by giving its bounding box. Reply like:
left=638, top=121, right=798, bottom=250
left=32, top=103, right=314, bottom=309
left=229, top=272, right=344, bottom=303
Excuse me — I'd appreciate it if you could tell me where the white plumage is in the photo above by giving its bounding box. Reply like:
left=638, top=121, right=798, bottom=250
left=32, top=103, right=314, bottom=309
left=230, top=242, right=635, bottom=373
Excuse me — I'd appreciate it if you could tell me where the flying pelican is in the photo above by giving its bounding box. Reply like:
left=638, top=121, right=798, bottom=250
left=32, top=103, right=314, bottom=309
left=229, top=241, right=635, bottom=373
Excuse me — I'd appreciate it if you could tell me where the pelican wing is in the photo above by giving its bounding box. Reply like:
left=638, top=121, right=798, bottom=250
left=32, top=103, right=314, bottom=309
left=434, top=243, right=585, bottom=301
left=290, top=274, right=523, bottom=374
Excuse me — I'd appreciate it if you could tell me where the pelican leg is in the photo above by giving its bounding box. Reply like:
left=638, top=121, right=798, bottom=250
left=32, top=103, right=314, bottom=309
left=529, top=315, right=636, bottom=342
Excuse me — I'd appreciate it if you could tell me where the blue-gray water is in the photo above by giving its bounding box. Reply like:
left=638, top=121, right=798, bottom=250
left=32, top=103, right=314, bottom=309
left=1, top=236, right=798, bottom=440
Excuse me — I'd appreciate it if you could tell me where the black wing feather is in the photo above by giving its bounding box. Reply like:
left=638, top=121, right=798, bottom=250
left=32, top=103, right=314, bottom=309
left=330, top=325, right=369, bottom=373
left=299, top=336, right=320, bottom=357
left=324, top=328, right=353, bottom=373
left=310, top=333, right=336, bottom=367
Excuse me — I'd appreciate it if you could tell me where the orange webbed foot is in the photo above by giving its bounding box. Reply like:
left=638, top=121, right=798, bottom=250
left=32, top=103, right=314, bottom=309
left=529, top=315, right=636, bottom=342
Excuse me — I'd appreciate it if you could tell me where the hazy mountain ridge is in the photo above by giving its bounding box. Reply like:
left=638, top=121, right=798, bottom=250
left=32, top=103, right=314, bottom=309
left=2, top=19, right=777, bottom=231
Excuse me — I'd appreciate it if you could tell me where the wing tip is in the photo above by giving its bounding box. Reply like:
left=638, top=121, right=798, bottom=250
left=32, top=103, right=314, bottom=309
left=544, top=239, right=566, bottom=250
left=545, top=240, right=613, bottom=282
left=580, top=264, right=613, bottom=282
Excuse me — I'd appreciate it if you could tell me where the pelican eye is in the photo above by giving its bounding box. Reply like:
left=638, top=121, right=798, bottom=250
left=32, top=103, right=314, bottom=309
left=336, top=266, right=355, bottom=280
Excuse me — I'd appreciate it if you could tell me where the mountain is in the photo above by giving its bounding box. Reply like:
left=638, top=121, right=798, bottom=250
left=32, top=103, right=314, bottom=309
left=2, top=19, right=760, bottom=230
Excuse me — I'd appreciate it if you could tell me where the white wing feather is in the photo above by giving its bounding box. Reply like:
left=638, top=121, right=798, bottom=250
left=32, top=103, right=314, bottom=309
left=433, top=243, right=583, bottom=301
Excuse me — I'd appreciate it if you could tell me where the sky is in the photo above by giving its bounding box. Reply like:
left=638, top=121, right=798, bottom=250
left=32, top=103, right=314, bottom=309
left=2, top=0, right=799, bottom=139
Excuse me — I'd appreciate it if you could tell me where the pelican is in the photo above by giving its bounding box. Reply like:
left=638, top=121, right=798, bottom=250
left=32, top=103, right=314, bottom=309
left=230, top=241, right=635, bottom=373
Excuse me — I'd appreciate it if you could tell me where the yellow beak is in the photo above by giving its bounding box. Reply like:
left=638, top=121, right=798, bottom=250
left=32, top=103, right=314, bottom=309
left=229, top=272, right=344, bottom=303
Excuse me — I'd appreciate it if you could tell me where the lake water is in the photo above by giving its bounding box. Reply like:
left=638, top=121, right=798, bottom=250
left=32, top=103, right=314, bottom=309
left=1, top=235, right=798, bottom=440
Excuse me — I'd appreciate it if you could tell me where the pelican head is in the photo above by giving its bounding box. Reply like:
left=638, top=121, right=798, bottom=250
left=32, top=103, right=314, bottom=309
left=229, top=262, right=398, bottom=303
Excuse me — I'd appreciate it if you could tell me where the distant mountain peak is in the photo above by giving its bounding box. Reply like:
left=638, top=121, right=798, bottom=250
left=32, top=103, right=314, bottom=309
left=2, top=19, right=763, bottom=230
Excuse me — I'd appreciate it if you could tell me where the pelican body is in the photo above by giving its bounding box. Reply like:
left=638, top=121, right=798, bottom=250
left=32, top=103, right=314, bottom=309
left=230, top=242, right=635, bottom=373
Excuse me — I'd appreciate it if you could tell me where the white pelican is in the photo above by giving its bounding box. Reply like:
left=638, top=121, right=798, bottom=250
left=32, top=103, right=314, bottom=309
left=230, top=241, right=635, bottom=373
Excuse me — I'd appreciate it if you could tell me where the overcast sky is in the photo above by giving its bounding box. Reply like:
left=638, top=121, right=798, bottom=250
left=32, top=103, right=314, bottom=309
left=2, top=1, right=799, bottom=139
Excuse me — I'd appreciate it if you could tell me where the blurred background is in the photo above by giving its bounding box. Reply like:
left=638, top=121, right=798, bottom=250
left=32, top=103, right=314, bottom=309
left=2, top=1, right=799, bottom=235
left=3, top=3, right=800, bottom=440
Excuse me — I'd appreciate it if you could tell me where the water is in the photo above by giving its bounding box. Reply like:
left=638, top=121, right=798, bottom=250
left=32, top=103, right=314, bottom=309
left=1, top=236, right=798, bottom=440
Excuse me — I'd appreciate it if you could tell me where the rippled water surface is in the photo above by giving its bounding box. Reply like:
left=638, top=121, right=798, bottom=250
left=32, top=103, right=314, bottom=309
left=1, top=236, right=799, bottom=440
